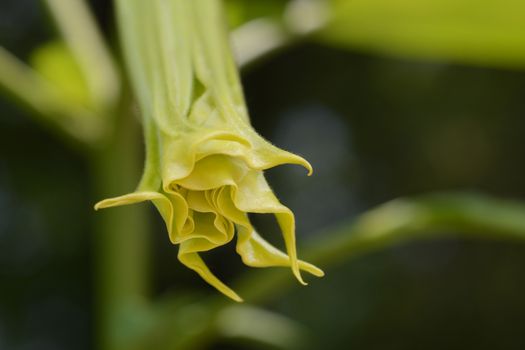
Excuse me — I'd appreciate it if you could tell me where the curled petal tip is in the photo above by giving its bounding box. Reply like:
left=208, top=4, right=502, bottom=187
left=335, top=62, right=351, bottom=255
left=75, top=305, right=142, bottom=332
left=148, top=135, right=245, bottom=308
left=293, top=268, right=308, bottom=286
left=94, top=200, right=108, bottom=211
left=299, top=159, right=313, bottom=176
left=302, top=159, right=313, bottom=176
left=286, top=152, right=313, bottom=176
left=94, top=198, right=123, bottom=210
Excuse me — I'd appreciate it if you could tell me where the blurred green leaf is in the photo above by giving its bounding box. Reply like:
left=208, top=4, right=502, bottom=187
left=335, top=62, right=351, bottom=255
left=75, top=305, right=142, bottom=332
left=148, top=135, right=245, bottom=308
left=216, top=305, right=306, bottom=349
left=319, top=0, right=525, bottom=69
left=233, top=193, right=525, bottom=303
left=224, top=0, right=290, bottom=28
left=44, top=0, right=120, bottom=111
left=31, top=41, right=91, bottom=108
left=0, top=47, right=106, bottom=145
left=134, top=300, right=306, bottom=350
left=118, top=294, right=215, bottom=350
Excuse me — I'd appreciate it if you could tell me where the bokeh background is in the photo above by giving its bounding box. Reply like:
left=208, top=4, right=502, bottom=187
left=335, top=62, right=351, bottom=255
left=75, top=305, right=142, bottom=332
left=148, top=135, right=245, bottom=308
left=1, top=0, right=525, bottom=349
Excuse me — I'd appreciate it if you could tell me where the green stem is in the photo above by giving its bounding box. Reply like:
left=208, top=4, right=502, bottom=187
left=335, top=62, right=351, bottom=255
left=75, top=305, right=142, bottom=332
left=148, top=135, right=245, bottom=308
left=232, top=0, right=330, bottom=68
left=232, top=18, right=293, bottom=68
left=91, top=107, right=151, bottom=350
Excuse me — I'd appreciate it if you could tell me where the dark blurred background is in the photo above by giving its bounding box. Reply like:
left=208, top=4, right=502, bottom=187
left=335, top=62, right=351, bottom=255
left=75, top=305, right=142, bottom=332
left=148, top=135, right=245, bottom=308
left=1, top=1, right=525, bottom=349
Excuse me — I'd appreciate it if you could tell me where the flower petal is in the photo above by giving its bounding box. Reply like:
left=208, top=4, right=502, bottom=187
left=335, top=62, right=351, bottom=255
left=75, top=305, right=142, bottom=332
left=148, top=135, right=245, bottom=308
left=236, top=229, right=324, bottom=277
left=177, top=247, right=242, bottom=302
left=217, top=181, right=324, bottom=279
left=232, top=171, right=305, bottom=285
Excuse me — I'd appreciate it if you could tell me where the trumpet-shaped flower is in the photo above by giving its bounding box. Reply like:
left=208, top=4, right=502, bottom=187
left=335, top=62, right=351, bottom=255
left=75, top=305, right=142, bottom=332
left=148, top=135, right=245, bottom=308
left=96, top=0, right=323, bottom=301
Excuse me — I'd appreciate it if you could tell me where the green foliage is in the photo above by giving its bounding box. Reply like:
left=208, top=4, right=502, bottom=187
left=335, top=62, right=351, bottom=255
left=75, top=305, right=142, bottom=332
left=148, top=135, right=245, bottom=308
left=320, top=0, right=525, bottom=68
left=31, top=41, right=91, bottom=108
left=224, top=0, right=290, bottom=28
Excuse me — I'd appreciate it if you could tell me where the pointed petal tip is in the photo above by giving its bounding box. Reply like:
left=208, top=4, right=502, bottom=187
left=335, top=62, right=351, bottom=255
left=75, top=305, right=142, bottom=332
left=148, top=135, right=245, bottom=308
left=313, top=268, right=325, bottom=277
left=301, top=158, right=313, bottom=176
left=286, top=152, right=313, bottom=176
left=292, top=266, right=308, bottom=286
left=307, top=264, right=324, bottom=277
left=215, top=282, right=244, bottom=302
left=94, top=200, right=109, bottom=211
left=93, top=197, right=127, bottom=210
left=298, top=260, right=324, bottom=277
left=230, top=293, right=244, bottom=303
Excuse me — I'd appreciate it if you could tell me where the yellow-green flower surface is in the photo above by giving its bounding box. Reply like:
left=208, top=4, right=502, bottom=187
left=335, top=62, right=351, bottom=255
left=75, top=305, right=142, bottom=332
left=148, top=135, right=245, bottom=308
left=95, top=0, right=323, bottom=301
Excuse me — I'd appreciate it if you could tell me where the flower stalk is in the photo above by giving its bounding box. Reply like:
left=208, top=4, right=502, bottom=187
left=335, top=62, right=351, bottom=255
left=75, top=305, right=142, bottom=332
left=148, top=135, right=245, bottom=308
left=97, top=0, right=323, bottom=301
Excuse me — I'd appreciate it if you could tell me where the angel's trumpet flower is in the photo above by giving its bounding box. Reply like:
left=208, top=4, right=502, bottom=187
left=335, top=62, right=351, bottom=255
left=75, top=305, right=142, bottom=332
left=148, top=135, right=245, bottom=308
left=96, top=0, right=323, bottom=301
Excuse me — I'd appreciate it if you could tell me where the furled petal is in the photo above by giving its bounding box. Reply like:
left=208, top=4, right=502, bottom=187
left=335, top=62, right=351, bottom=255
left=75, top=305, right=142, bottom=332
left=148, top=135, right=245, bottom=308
left=231, top=170, right=305, bottom=284
left=94, top=188, right=192, bottom=245
left=177, top=248, right=242, bottom=302
left=237, top=230, right=324, bottom=277
left=158, top=129, right=312, bottom=186
left=216, top=186, right=324, bottom=277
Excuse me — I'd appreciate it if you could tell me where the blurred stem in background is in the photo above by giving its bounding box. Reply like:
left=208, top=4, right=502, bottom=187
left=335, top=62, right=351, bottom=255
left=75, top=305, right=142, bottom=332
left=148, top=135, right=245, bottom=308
left=230, top=0, right=330, bottom=67
left=39, top=1, right=151, bottom=349
left=91, top=105, right=151, bottom=350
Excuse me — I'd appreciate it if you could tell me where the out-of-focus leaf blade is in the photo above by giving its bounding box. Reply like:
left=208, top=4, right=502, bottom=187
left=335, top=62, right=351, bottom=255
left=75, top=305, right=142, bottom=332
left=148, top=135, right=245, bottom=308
left=0, top=46, right=106, bottom=145
left=234, top=193, right=525, bottom=303
left=162, top=193, right=525, bottom=349
left=224, top=0, right=290, bottom=29
left=319, top=0, right=525, bottom=68
left=45, top=0, right=120, bottom=110
left=216, top=305, right=306, bottom=349
left=31, top=41, right=91, bottom=108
